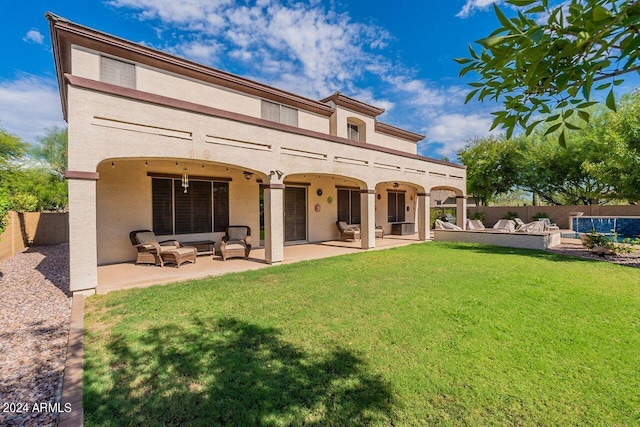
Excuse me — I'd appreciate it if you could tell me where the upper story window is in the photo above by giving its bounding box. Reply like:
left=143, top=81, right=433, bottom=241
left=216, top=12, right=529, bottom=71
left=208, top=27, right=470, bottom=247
left=261, top=100, right=298, bottom=127
left=100, top=56, right=136, bottom=89
left=346, top=117, right=366, bottom=142
left=347, top=123, right=360, bottom=141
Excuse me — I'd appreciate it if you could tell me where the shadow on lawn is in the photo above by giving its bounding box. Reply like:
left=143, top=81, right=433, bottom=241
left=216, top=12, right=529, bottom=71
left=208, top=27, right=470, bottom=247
left=85, top=317, right=393, bottom=426
left=438, top=242, right=599, bottom=265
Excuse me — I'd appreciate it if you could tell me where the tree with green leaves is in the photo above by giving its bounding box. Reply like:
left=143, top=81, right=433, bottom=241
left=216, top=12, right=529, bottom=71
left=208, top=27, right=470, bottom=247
left=0, top=128, right=28, bottom=234
left=31, top=125, right=68, bottom=179
left=457, top=135, right=522, bottom=205
left=457, top=0, right=640, bottom=145
left=515, top=125, right=617, bottom=205
left=582, top=89, right=640, bottom=202
left=0, top=128, right=27, bottom=169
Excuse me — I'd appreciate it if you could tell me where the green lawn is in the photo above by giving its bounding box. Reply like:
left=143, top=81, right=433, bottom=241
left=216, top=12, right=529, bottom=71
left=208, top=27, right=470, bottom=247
left=84, top=242, right=640, bottom=426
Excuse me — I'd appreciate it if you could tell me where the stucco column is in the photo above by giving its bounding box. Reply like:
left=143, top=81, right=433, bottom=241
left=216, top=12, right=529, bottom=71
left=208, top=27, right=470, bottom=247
left=65, top=171, right=99, bottom=295
left=264, top=184, right=284, bottom=264
left=456, top=195, right=468, bottom=229
left=417, top=192, right=430, bottom=241
left=360, top=189, right=376, bottom=249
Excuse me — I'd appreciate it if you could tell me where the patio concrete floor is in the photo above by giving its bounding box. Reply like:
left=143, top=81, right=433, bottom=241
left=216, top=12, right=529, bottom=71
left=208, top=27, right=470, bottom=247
left=97, top=234, right=424, bottom=294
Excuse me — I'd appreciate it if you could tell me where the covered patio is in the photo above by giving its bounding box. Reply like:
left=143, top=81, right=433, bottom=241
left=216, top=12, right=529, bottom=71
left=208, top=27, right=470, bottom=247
left=97, top=234, right=423, bottom=294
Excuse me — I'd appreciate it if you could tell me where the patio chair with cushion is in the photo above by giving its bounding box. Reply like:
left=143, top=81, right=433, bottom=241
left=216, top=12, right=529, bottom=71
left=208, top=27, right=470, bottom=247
left=129, top=230, right=197, bottom=267
left=336, top=221, right=360, bottom=241
left=492, top=219, right=516, bottom=233
left=434, top=219, right=463, bottom=231
left=515, top=221, right=546, bottom=233
left=220, top=225, right=252, bottom=261
left=466, top=219, right=485, bottom=230
left=539, top=217, right=560, bottom=231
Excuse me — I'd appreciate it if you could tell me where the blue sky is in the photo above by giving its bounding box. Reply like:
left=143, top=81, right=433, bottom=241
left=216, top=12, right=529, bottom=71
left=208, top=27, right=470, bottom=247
left=0, top=1, right=583, bottom=159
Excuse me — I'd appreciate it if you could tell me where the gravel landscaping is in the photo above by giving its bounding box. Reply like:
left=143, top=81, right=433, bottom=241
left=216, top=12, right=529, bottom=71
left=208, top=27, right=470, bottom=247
left=0, top=244, right=71, bottom=427
left=549, top=242, right=640, bottom=268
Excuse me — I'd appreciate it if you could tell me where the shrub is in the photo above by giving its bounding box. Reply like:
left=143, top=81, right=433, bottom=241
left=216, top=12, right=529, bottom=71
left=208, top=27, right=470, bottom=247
left=532, top=212, right=551, bottom=221
left=0, top=191, right=10, bottom=235
left=469, top=212, right=486, bottom=221
left=581, top=230, right=639, bottom=255
left=11, top=192, right=39, bottom=212
left=503, top=211, right=519, bottom=220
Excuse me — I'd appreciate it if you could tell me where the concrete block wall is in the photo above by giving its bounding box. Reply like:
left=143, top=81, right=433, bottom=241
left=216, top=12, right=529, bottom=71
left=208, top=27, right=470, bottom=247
left=0, top=212, right=69, bottom=262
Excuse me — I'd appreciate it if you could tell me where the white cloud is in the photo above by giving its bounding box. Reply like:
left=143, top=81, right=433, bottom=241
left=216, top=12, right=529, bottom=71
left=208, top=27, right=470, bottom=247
left=422, top=113, right=499, bottom=157
left=107, top=0, right=391, bottom=99
left=171, top=40, right=222, bottom=64
left=456, top=0, right=503, bottom=18
left=0, top=77, right=66, bottom=145
left=23, top=29, right=44, bottom=45
left=106, top=0, right=499, bottom=159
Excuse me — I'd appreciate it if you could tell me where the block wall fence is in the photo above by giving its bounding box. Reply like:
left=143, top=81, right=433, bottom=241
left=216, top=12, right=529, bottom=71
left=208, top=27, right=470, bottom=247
left=0, top=212, right=69, bottom=262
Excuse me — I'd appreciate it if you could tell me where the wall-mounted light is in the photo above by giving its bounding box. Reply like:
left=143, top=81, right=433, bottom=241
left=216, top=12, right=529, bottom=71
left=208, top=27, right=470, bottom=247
left=111, top=162, right=115, bottom=168
left=393, top=182, right=399, bottom=188
left=144, top=161, right=148, bottom=167
left=243, top=171, right=254, bottom=180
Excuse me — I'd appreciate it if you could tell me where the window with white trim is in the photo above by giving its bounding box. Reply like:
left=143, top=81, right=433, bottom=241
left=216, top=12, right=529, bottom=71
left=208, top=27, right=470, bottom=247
left=100, top=56, right=136, bottom=89
left=347, top=123, right=360, bottom=141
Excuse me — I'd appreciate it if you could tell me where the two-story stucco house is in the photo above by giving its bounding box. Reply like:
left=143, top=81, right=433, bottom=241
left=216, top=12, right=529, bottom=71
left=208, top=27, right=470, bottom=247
left=47, top=13, right=467, bottom=295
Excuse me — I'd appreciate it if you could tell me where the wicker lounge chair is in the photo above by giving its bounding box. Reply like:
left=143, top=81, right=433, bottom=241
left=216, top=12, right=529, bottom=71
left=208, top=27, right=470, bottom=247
left=129, top=230, right=196, bottom=267
left=336, top=221, right=360, bottom=241
left=220, top=225, right=252, bottom=261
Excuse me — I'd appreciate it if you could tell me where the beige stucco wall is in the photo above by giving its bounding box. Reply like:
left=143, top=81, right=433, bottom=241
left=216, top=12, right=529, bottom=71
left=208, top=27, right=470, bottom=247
left=370, top=130, right=417, bottom=155
left=64, top=63, right=466, bottom=289
left=96, top=159, right=261, bottom=264
left=66, top=85, right=465, bottom=190
left=71, top=46, right=100, bottom=80
left=434, top=229, right=561, bottom=250
left=71, top=46, right=330, bottom=134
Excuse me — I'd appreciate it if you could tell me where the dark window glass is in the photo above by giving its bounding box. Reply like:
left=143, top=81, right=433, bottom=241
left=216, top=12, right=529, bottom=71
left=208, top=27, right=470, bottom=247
left=337, top=189, right=361, bottom=224
left=388, top=192, right=396, bottom=223
left=388, top=191, right=405, bottom=223
left=152, top=178, right=228, bottom=235
left=350, top=190, right=361, bottom=224
left=174, top=181, right=212, bottom=234
left=152, top=178, right=173, bottom=235
left=337, top=189, right=350, bottom=222
left=398, top=193, right=406, bottom=222
left=284, top=187, right=306, bottom=241
left=213, top=182, right=229, bottom=232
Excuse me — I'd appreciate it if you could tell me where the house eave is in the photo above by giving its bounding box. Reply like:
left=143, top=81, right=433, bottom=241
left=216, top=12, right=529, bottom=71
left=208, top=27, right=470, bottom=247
left=320, top=92, right=385, bottom=117
left=46, top=13, right=335, bottom=121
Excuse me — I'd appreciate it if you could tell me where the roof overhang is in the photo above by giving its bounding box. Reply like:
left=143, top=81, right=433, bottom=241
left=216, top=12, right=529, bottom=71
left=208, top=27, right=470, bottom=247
left=46, top=13, right=336, bottom=121
left=320, top=92, right=385, bottom=117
